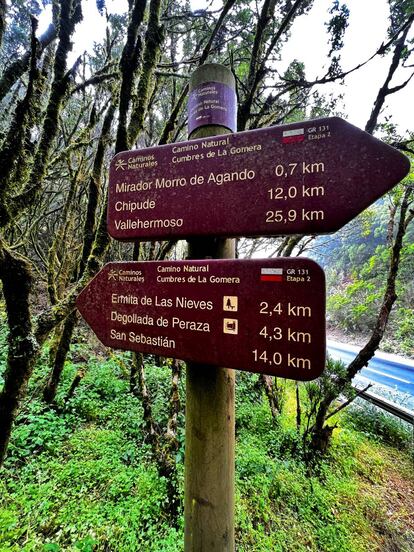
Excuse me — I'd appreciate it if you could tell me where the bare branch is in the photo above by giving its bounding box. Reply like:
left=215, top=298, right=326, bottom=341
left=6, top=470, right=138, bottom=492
left=325, top=384, right=372, bottom=421
left=0, top=23, right=57, bottom=102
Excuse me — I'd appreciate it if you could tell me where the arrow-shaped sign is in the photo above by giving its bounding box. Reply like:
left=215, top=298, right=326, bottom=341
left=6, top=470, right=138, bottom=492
left=76, top=259, right=326, bottom=380
left=107, top=117, right=410, bottom=241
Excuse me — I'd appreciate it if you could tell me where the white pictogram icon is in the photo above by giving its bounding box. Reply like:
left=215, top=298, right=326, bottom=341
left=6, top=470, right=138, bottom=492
left=223, top=296, right=238, bottom=312
left=223, top=319, right=238, bottom=335
left=108, top=269, right=118, bottom=281
left=115, top=158, right=127, bottom=171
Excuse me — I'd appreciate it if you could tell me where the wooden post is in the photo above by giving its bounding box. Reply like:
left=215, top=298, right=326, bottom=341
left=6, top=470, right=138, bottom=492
left=184, top=64, right=236, bottom=552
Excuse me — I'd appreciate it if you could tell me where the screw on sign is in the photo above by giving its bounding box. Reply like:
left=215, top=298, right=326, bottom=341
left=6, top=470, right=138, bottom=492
left=76, top=258, right=326, bottom=381
left=107, top=116, right=410, bottom=241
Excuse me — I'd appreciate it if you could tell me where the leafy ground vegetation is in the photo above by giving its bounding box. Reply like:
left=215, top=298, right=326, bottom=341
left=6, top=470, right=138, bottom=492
left=0, top=323, right=413, bottom=552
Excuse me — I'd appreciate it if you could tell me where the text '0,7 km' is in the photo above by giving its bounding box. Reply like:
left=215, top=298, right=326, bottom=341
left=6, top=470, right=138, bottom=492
left=76, top=259, right=326, bottom=380
left=108, top=116, right=410, bottom=241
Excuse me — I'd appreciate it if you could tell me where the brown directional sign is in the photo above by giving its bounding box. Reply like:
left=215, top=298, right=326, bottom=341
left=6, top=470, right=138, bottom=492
left=107, top=117, right=410, bottom=241
left=76, top=258, right=326, bottom=380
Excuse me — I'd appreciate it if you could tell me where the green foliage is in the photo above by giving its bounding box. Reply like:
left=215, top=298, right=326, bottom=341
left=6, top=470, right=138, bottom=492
left=388, top=0, right=414, bottom=35
left=343, top=400, right=414, bottom=453
left=235, top=425, right=392, bottom=552
left=0, top=338, right=185, bottom=550
left=326, top=1, right=350, bottom=57
left=302, top=357, right=353, bottom=420
left=6, top=400, right=74, bottom=465
left=315, top=207, right=383, bottom=275
left=1, top=329, right=414, bottom=550
left=394, top=307, right=414, bottom=355
left=315, top=184, right=414, bottom=351
left=327, top=278, right=382, bottom=331
left=0, top=308, right=7, bottom=388
left=0, top=0, right=42, bottom=66
left=0, top=427, right=182, bottom=551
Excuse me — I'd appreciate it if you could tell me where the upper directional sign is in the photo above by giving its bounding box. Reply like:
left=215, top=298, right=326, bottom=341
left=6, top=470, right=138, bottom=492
left=76, top=258, right=326, bottom=380
left=108, top=117, right=410, bottom=241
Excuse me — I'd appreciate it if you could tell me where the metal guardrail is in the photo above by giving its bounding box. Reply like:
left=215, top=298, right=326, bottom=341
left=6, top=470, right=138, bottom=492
left=354, top=386, right=414, bottom=425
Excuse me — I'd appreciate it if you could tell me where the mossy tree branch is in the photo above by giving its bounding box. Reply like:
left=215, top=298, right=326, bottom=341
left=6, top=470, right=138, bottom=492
left=115, top=0, right=147, bottom=152
left=365, top=23, right=413, bottom=134
left=306, top=185, right=413, bottom=457
left=0, top=244, right=38, bottom=466
left=47, top=156, right=83, bottom=305
left=0, top=22, right=57, bottom=102
left=0, top=0, right=84, bottom=467
left=2, top=0, right=83, bottom=229
left=238, top=0, right=308, bottom=130
left=128, top=0, right=164, bottom=146
left=158, top=0, right=236, bottom=145
left=0, top=17, right=41, bottom=203
left=79, top=99, right=116, bottom=275
left=42, top=98, right=117, bottom=404
left=0, top=0, right=6, bottom=49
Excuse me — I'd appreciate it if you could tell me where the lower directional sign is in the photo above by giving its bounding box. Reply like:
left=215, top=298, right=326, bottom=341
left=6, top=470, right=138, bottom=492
left=76, top=259, right=326, bottom=380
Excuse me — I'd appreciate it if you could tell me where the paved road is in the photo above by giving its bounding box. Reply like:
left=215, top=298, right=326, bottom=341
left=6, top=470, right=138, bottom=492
left=327, top=339, right=414, bottom=410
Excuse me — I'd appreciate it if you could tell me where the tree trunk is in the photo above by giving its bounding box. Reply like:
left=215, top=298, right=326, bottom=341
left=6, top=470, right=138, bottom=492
left=0, top=23, right=56, bottom=102
left=365, top=26, right=411, bottom=134
left=130, top=351, right=143, bottom=393
left=42, top=100, right=116, bottom=403
left=295, top=382, right=301, bottom=430
left=43, top=311, right=78, bottom=403
left=259, top=374, right=282, bottom=420
left=163, top=359, right=182, bottom=523
left=0, top=247, right=37, bottom=466
left=0, top=0, right=6, bottom=49
left=64, top=368, right=85, bottom=404
left=130, top=352, right=181, bottom=524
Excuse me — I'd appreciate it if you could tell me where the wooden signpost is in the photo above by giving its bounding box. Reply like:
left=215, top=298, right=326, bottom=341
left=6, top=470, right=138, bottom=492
left=76, top=62, right=410, bottom=552
left=184, top=64, right=237, bottom=552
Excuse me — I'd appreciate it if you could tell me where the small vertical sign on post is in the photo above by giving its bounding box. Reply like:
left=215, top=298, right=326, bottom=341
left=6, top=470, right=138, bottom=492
left=185, top=64, right=237, bottom=552
left=188, top=74, right=237, bottom=135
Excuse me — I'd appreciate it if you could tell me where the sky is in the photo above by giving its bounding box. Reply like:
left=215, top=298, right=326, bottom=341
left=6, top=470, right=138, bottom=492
left=279, top=0, right=414, bottom=134
left=38, top=0, right=414, bottom=135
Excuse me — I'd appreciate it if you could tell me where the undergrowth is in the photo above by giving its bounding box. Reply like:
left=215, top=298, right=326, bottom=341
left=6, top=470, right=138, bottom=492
left=0, top=339, right=413, bottom=551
